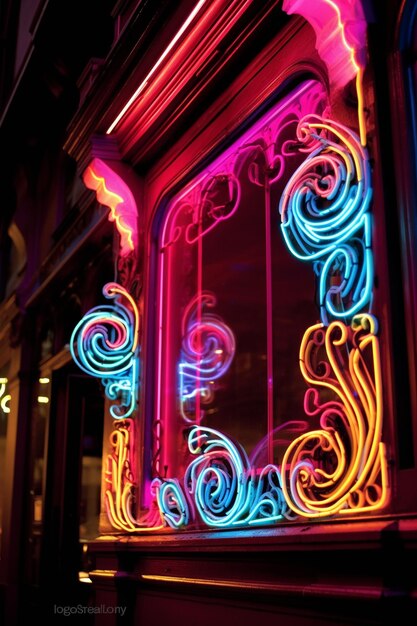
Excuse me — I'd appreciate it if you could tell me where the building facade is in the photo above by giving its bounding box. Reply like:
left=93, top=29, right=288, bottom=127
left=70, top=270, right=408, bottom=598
left=0, top=1, right=417, bottom=624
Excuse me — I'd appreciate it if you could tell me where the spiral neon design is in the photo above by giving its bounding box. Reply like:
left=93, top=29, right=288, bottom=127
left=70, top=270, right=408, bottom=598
left=244, top=465, right=291, bottom=525
left=182, top=427, right=286, bottom=527
left=70, top=282, right=139, bottom=418
left=179, top=292, right=235, bottom=422
left=105, top=420, right=164, bottom=531
left=279, top=114, right=373, bottom=324
left=151, top=478, right=190, bottom=528
left=281, top=314, right=388, bottom=518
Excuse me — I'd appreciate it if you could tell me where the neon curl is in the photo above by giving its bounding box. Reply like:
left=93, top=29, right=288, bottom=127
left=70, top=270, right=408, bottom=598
left=151, top=478, right=191, bottom=529
left=105, top=420, right=164, bottom=531
left=0, top=379, right=10, bottom=414
left=281, top=315, right=389, bottom=518
left=179, top=292, right=235, bottom=422
left=279, top=114, right=373, bottom=324
left=70, top=282, right=139, bottom=419
left=182, top=427, right=289, bottom=527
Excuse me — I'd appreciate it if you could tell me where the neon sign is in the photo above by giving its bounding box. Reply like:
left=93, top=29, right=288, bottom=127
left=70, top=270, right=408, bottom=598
left=71, top=2, right=390, bottom=532
left=70, top=282, right=139, bottom=419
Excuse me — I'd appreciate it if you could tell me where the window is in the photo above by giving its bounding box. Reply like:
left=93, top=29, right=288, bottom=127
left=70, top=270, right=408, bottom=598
left=147, top=75, right=388, bottom=530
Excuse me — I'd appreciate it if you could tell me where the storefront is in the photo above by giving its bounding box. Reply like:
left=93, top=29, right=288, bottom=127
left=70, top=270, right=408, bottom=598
left=0, top=1, right=416, bottom=624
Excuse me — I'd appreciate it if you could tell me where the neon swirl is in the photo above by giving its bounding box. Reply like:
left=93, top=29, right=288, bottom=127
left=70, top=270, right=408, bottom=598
left=105, top=420, right=164, bottom=531
left=179, top=292, right=235, bottom=422
left=182, top=427, right=287, bottom=527
left=279, top=114, right=373, bottom=324
left=70, top=282, right=139, bottom=419
left=281, top=314, right=388, bottom=518
left=151, top=478, right=191, bottom=529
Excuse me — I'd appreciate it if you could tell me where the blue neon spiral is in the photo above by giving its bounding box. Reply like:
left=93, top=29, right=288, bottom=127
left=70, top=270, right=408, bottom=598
left=152, top=478, right=190, bottom=529
left=279, top=114, right=373, bottom=323
left=70, top=283, right=138, bottom=418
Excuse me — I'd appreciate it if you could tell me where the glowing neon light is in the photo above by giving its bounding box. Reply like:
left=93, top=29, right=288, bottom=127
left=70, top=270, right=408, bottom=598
left=106, top=0, right=208, bottom=134
left=83, top=158, right=138, bottom=256
left=37, top=396, right=49, bottom=404
left=152, top=427, right=291, bottom=529
left=105, top=419, right=164, bottom=531
left=281, top=314, right=388, bottom=517
left=151, top=478, right=191, bottom=529
left=1, top=394, right=11, bottom=414
left=0, top=378, right=10, bottom=414
left=39, top=377, right=50, bottom=384
left=179, top=292, right=235, bottom=422
left=70, top=282, right=139, bottom=419
left=279, top=114, right=373, bottom=324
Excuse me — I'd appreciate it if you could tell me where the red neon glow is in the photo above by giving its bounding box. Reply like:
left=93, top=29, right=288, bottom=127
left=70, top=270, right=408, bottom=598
left=83, top=158, right=138, bottom=256
left=282, top=0, right=367, bottom=87
left=106, top=0, right=208, bottom=134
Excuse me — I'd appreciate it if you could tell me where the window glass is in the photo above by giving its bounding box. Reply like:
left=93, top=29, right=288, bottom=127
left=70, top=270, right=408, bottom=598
left=154, top=80, right=327, bottom=480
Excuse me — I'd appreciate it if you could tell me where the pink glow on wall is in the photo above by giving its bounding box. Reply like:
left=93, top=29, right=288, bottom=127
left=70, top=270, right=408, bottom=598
left=282, top=0, right=367, bottom=88
left=83, top=158, right=138, bottom=256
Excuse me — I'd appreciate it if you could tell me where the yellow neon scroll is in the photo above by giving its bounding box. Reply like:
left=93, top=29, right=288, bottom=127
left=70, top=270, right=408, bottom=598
left=104, top=419, right=164, bottom=532
left=282, top=314, right=389, bottom=517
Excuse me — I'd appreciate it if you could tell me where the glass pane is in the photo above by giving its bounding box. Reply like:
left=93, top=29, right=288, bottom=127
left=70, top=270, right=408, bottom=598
left=155, top=80, right=327, bottom=480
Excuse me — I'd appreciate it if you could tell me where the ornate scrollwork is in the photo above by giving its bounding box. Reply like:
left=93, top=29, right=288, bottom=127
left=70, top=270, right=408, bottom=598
left=151, top=478, right=191, bottom=529
left=281, top=314, right=388, bottom=517
left=105, top=420, right=164, bottom=531
left=70, top=282, right=139, bottom=418
left=279, top=114, right=373, bottom=324
left=152, top=427, right=289, bottom=529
